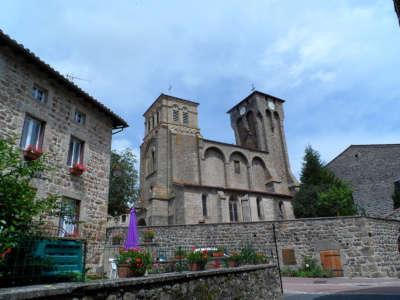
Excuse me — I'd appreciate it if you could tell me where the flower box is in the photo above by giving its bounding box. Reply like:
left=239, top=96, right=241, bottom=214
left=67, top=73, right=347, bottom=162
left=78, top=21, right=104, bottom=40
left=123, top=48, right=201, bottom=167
left=69, top=163, right=87, bottom=176
left=23, top=145, right=43, bottom=161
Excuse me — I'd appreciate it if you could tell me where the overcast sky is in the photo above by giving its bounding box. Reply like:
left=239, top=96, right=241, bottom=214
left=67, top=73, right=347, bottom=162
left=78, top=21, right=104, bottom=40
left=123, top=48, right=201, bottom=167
left=1, top=0, right=399, bottom=178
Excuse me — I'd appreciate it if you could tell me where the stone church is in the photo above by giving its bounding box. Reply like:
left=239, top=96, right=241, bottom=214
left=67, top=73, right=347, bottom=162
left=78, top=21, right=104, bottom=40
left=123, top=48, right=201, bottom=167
left=138, top=91, right=298, bottom=225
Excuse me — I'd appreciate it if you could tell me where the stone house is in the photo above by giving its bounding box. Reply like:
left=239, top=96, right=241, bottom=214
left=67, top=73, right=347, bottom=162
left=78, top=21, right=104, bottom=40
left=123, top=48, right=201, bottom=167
left=327, top=144, right=400, bottom=218
left=139, top=91, right=298, bottom=225
left=0, top=30, right=128, bottom=271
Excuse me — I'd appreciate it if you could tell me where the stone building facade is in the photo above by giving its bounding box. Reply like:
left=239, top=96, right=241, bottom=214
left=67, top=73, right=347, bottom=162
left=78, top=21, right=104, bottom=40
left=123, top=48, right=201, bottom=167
left=0, top=30, right=128, bottom=271
left=327, top=144, right=400, bottom=218
left=139, top=91, right=298, bottom=225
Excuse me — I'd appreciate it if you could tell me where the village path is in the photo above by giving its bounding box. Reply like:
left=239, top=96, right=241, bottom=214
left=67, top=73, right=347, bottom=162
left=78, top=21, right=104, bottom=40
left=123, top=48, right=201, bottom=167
left=283, top=277, right=400, bottom=300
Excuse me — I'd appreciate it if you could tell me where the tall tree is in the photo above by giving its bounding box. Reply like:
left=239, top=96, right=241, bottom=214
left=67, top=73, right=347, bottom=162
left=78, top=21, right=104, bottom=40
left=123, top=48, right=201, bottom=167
left=293, top=146, right=356, bottom=218
left=108, top=148, right=139, bottom=216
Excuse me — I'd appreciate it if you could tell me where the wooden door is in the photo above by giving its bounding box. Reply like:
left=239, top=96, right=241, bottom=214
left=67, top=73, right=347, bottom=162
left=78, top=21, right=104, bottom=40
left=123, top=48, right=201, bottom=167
left=320, top=250, right=343, bottom=277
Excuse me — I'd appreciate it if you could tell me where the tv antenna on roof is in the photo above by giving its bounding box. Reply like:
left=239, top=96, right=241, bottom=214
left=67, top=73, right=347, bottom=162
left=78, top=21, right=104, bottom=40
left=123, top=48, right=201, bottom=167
left=251, top=83, right=256, bottom=92
left=168, top=84, right=173, bottom=92
left=65, top=73, right=90, bottom=83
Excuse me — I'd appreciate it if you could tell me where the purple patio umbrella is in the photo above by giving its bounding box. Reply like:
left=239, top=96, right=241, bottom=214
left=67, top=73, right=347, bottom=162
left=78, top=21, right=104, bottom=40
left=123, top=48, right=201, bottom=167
left=124, top=208, right=139, bottom=249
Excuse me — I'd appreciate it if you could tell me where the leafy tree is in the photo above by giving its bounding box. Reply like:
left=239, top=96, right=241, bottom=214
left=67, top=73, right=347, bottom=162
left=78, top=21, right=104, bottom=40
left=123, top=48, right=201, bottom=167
left=393, top=188, right=400, bottom=210
left=293, top=146, right=357, bottom=218
left=108, top=148, right=139, bottom=216
left=0, top=138, right=58, bottom=258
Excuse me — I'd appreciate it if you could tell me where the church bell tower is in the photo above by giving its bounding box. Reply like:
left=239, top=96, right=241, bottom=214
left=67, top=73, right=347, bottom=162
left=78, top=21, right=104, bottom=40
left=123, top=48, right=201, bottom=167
left=227, top=91, right=296, bottom=188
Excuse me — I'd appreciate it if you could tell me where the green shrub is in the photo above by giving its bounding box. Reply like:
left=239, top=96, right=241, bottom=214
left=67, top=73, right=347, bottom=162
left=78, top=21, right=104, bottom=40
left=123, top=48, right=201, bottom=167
left=281, top=256, right=333, bottom=278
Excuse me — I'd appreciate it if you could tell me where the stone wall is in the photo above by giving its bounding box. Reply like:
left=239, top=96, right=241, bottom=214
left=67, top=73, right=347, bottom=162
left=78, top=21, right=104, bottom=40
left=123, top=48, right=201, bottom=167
left=0, top=40, right=114, bottom=272
left=107, top=217, right=400, bottom=278
left=0, top=265, right=282, bottom=300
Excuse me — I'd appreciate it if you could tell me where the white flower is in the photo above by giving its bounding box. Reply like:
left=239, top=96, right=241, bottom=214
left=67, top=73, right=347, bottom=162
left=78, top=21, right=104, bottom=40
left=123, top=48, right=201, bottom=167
left=305, top=263, right=310, bottom=268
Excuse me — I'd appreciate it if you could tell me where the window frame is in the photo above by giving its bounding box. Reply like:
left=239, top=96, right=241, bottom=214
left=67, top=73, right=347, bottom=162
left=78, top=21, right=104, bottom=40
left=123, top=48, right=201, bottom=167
left=20, top=115, right=45, bottom=150
left=58, top=197, right=80, bottom=237
left=74, top=110, right=86, bottom=125
left=67, top=136, right=84, bottom=167
left=32, top=84, right=47, bottom=103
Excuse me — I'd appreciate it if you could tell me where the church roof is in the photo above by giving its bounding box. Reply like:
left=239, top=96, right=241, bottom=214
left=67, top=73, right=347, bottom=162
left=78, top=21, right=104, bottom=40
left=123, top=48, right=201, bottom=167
left=227, top=90, right=285, bottom=114
left=0, top=29, right=128, bottom=129
left=326, top=144, right=400, bottom=167
left=143, top=93, right=199, bottom=116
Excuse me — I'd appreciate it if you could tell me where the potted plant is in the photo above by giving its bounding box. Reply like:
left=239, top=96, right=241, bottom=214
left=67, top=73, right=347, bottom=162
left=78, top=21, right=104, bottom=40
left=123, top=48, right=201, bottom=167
left=226, top=251, right=241, bottom=267
left=186, top=249, right=208, bottom=271
left=112, top=234, right=123, bottom=245
left=23, top=145, right=43, bottom=161
left=174, top=246, right=186, bottom=260
left=116, top=248, right=152, bottom=278
left=143, top=228, right=155, bottom=243
left=116, top=250, right=132, bottom=278
left=69, top=163, right=87, bottom=176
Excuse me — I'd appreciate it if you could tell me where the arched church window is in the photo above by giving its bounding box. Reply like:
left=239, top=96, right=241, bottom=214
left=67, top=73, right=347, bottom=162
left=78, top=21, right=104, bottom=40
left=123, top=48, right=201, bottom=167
left=202, top=194, right=208, bottom=217
left=234, top=160, right=240, bottom=174
left=151, top=147, right=156, bottom=171
left=256, top=196, right=263, bottom=219
left=172, top=105, right=179, bottom=122
left=266, top=110, right=274, bottom=131
left=229, top=196, right=238, bottom=222
left=183, top=107, right=189, bottom=124
left=279, top=201, right=285, bottom=219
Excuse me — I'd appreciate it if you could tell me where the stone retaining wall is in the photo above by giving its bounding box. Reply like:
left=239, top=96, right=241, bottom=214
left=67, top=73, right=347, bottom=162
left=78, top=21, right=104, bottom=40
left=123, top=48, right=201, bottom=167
left=107, top=216, right=400, bottom=278
left=0, top=265, right=282, bottom=300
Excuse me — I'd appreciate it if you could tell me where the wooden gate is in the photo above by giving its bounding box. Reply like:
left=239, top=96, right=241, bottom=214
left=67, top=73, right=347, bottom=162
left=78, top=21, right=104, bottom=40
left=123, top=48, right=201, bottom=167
left=319, top=250, right=343, bottom=277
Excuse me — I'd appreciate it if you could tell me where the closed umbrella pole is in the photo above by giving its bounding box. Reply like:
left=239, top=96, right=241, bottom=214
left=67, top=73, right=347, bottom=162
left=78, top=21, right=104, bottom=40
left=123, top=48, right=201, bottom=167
left=124, top=208, right=139, bottom=249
